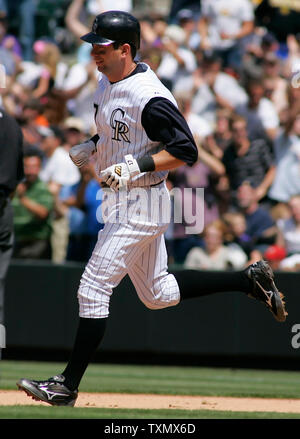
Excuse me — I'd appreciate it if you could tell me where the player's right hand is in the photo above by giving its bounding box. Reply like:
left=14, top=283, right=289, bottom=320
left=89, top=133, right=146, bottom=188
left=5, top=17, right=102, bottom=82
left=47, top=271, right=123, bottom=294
left=69, top=140, right=96, bottom=168
left=99, top=155, right=140, bottom=192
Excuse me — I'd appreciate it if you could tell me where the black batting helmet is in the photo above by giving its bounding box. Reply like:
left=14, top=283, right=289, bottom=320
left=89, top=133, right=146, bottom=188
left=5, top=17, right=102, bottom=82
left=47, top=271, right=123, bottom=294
left=80, top=10, right=140, bottom=50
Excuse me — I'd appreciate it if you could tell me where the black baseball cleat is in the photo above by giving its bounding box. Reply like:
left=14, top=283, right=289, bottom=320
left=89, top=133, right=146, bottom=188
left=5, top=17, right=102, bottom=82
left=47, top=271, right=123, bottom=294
left=17, top=375, right=78, bottom=407
left=245, top=260, right=287, bottom=322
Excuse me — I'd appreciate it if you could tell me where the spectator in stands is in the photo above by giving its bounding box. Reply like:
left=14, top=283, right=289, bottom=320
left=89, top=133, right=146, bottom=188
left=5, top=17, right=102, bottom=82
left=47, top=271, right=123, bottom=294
left=262, top=52, right=289, bottom=116
left=38, top=125, right=80, bottom=263
left=39, top=126, right=80, bottom=187
left=0, top=13, right=18, bottom=81
left=235, top=79, right=279, bottom=141
left=286, top=84, right=300, bottom=133
left=0, top=11, right=22, bottom=60
left=31, top=41, right=59, bottom=100
left=273, top=112, right=300, bottom=165
left=12, top=148, right=53, bottom=259
left=62, top=117, right=85, bottom=154
left=176, top=9, right=200, bottom=50
left=5, top=0, right=36, bottom=61
left=156, top=24, right=197, bottom=91
left=269, top=114, right=300, bottom=203
left=222, top=114, right=275, bottom=201
left=140, top=14, right=167, bottom=50
left=53, top=58, right=98, bottom=132
left=140, top=45, right=162, bottom=71
left=270, top=202, right=291, bottom=224
left=184, top=54, right=248, bottom=128
left=168, top=0, right=200, bottom=25
left=19, top=98, right=48, bottom=146
left=240, top=30, right=280, bottom=86
left=236, top=181, right=277, bottom=252
left=204, top=108, right=233, bottom=159
left=223, top=211, right=261, bottom=264
left=184, top=219, right=247, bottom=270
left=198, top=0, right=254, bottom=71
left=283, top=34, right=300, bottom=80
left=65, top=0, right=93, bottom=66
left=31, top=41, right=69, bottom=125
left=174, top=91, right=213, bottom=142
left=276, top=195, right=300, bottom=271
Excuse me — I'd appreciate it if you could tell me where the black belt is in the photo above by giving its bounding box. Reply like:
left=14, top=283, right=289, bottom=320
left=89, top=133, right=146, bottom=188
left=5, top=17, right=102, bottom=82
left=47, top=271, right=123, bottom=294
left=150, top=180, right=164, bottom=187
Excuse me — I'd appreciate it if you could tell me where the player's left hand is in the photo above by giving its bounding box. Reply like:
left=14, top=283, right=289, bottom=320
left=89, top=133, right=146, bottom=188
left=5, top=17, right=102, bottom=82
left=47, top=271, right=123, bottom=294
left=99, top=154, right=140, bottom=191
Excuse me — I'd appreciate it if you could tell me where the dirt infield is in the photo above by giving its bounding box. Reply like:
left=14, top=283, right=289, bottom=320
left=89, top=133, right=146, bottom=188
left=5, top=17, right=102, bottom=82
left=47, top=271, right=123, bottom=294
left=1, top=390, right=300, bottom=413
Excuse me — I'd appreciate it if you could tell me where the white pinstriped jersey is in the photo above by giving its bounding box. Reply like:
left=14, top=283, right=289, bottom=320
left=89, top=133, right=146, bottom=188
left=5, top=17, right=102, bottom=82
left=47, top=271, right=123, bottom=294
left=93, top=63, right=178, bottom=187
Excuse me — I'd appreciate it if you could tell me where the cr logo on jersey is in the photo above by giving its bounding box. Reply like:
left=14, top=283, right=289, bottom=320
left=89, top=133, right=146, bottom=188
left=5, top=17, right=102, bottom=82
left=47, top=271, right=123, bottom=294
left=110, top=108, right=130, bottom=143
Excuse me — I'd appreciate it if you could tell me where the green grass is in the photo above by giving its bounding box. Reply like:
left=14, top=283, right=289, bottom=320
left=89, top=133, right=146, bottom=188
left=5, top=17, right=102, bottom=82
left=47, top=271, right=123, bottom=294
left=0, top=406, right=299, bottom=419
left=1, top=360, right=300, bottom=399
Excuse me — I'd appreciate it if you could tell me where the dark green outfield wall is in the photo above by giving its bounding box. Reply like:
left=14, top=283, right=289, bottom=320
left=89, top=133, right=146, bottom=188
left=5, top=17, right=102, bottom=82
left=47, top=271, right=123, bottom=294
left=3, top=260, right=300, bottom=363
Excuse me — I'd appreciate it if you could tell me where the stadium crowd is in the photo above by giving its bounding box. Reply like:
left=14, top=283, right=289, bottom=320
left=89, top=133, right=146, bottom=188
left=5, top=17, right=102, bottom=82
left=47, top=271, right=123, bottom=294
left=1, top=0, right=300, bottom=271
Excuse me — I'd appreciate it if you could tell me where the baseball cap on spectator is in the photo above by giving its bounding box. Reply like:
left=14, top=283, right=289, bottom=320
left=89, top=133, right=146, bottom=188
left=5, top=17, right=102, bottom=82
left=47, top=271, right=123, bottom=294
left=38, top=125, right=65, bottom=142
left=176, top=9, right=194, bottom=23
left=23, top=144, right=44, bottom=160
left=262, top=32, right=278, bottom=48
left=37, top=126, right=55, bottom=138
left=264, top=245, right=286, bottom=261
left=64, top=117, right=84, bottom=132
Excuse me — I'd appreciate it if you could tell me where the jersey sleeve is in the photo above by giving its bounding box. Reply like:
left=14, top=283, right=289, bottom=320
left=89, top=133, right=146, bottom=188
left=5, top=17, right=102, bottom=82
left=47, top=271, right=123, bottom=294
left=141, top=97, right=198, bottom=166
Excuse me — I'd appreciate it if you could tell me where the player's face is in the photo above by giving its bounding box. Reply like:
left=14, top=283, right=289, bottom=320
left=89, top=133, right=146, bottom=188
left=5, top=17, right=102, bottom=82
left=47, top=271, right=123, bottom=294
left=91, top=43, right=124, bottom=78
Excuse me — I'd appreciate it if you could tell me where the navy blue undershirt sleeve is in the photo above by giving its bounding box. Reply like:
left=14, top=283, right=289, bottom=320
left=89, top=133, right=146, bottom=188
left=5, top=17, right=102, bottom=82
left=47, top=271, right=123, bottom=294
left=90, top=134, right=99, bottom=145
left=141, top=97, right=198, bottom=166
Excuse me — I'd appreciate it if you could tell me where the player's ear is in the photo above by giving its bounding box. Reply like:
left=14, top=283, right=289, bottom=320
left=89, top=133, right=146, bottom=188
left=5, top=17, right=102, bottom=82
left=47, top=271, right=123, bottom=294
left=120, top=43, right=131, bottom=57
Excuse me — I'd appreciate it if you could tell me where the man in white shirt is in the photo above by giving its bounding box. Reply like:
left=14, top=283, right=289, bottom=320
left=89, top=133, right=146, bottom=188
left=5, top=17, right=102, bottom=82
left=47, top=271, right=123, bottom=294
left=156, top=24, right=197, bottom=91
left=199, top=0, right=254, bottom=70
left=235, top=79, right=279, bottom=140
left=39, top=126, right=80, bottom=186
left=175, top=55, right=248, bottom=128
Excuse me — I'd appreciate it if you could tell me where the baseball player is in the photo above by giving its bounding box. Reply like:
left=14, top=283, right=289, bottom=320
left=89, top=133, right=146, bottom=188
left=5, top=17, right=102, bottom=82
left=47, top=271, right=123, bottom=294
left=17, top=11, right=287, bottom=407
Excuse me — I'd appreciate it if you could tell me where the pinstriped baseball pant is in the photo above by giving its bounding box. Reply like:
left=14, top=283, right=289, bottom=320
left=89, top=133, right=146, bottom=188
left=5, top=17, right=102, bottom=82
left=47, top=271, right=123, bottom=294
left=78, top=182, right=180, bottom=318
